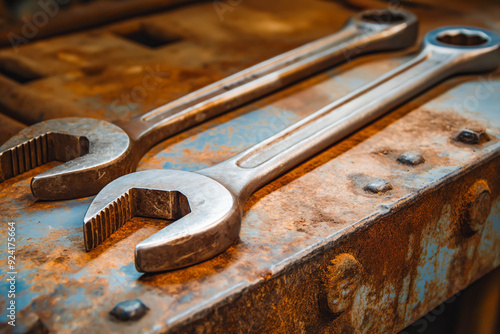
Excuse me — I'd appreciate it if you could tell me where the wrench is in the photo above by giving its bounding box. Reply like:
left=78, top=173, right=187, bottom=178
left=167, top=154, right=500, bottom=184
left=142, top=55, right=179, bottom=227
left=0, top=9, right=418, bottom=200
left=84, top=26, right=500, bottom=273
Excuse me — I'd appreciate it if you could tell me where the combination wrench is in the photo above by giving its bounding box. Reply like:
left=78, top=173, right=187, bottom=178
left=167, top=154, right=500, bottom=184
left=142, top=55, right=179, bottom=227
left=0, top=9, right=418, bottom=200
left=84, top=26, right=500, bottom=272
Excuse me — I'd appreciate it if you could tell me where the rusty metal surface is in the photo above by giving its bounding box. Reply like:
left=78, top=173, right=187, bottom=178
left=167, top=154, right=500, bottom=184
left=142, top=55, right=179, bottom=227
left=0, top=0, right=203, bottom=47
left=0, top=0, right=364, bottom=124
left=0, top=0, right=499, bottom=333
left=0, top=113, right=24, bottom=145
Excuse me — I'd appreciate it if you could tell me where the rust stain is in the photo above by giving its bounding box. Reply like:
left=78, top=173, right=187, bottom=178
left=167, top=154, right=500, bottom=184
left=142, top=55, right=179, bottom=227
left=0, top=0, right=499, bottom=332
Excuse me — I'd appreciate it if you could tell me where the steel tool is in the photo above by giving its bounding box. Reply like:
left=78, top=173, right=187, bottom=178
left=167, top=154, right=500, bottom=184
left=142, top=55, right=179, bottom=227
left=0, top=9, right=418, bottom=200
left=84, top=26, right=500, bottom=273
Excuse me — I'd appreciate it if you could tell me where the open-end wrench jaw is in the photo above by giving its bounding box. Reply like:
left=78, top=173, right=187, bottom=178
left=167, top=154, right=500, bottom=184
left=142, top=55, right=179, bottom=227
left=0, top=118, right=131, bottom=200
left=83, top=169, right=240, bottom=272
left=84, top=26, right=500, bottom=273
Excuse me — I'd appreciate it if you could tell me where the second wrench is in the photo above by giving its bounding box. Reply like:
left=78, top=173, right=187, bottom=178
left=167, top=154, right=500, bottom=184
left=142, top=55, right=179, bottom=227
left=0, top=9, right=417, bottom=200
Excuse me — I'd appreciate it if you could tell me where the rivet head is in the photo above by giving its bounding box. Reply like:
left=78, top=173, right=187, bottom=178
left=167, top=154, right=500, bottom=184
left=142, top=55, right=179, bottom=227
left=325, top=254, right=361, bottom=314
left=456, top=129, right=490, bottom=145
left=110, top=299, right=149, bottom=321
left=363, top=178, right=393, bottom=194
left=460, top=180, right=492, bottom=236
left=397, top=151, right=425, bottom=166
left=16, top=313, right=46, bottom=334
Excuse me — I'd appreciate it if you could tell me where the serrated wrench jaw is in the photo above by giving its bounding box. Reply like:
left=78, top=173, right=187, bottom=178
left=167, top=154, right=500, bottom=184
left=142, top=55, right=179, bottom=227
left=0, top=117, right=131, bottom=200
left=83, top=169, right=240, bottom=272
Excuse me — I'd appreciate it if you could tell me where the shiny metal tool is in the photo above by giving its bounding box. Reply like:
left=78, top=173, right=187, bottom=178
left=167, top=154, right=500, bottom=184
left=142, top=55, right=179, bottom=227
left=84, top=26, right=500, bottom=273
left=0, top=9, right=418, bottom=200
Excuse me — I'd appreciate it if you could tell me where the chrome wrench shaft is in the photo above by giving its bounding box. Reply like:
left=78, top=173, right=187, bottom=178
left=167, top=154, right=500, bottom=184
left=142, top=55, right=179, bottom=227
left=0, top=9, right=418, bottom=200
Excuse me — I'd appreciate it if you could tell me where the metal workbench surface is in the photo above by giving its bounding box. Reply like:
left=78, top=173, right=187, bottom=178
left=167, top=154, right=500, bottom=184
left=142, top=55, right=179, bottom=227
left=0, top=0, right=499, bottom=332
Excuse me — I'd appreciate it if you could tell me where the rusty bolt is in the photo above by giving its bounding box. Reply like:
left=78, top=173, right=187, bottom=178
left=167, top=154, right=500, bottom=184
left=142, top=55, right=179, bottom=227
left=455, top=129, right=490, bottom=145
left=325, top=253, right=362, bottom=314
left=363, top=178, right=393, bottom=194
left=15, top=313, right=47, bottom=334
left=397, top=151, right=425, bottom=166
left=460, top=180, right=492, bottom=236
left=110, top=299, right=149, bottom=321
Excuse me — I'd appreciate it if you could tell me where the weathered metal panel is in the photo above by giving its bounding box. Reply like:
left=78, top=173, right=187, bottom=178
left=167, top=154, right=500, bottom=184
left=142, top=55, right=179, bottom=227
left=0, top=0, right=499, bottom=333
left=0, top=0, right=204, bottom=47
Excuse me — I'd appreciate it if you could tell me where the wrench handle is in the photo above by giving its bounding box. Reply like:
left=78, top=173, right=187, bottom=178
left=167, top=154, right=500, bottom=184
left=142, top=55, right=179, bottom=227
left=120, top=9, right=418, bottom=157
left=201, top=27, right=500, bottom=198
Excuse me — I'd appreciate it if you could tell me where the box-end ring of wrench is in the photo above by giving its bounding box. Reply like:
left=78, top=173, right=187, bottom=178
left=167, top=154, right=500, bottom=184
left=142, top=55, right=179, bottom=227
left=85, top=26, right=500, bottom=273
left=0, top=9, right=418, bottom=200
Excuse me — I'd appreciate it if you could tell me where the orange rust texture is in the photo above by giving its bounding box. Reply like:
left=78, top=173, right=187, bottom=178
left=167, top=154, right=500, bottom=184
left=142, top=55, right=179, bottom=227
left=4, top=75, right=497, bottom=332
left=0, top=0, right=499, bottom=332
left=174, top=156, right=500, bottom=334
left=0, top=0, right=358, bottom=123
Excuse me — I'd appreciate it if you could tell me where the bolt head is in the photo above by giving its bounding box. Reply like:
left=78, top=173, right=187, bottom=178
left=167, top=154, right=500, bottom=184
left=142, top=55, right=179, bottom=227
left=15, top=312, right=46, bottom=334
left=363, top=178, right=393, bottom=194
left=325, top=254, right=361, bottom=314
left=110, top=299, right=149, bottom=321
left=460, top=180, right=492, bottom=236
left=397, top=151, right=424, bottom=166
left=456, top=129, right=490, bottom=145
